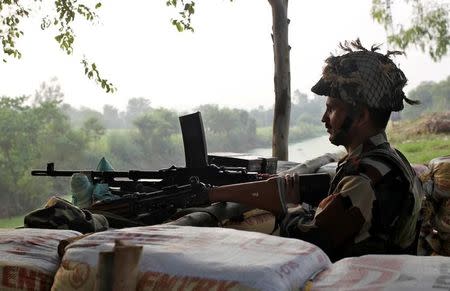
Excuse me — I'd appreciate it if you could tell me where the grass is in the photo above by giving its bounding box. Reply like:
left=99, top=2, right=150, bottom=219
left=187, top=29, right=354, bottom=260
left=392, top=135, right=449, bottom=164
left=0, top=194, right=72, bottom=229
left=0, top=215, right=24, bottom=229
left=387, top=112, right=450, bottom=164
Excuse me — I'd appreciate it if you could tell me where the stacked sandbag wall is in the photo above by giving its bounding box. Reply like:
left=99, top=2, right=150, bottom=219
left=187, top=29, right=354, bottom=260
left=52, top=225, right=331, bottom=291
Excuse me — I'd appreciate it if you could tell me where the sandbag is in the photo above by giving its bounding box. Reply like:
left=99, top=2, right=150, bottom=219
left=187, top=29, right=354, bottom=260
left=222, top=208, right=277, bottom=235
left=0, top=228, right=81, bottom=291
left=423, top=155, right=450, bottom=199
left=411, top=163, right=430, bottom=178
left=418, top=156, right=450, bottom=255
left=305, top=254, right=450, bottom=290
left=52, top=225, right=331, bottom=291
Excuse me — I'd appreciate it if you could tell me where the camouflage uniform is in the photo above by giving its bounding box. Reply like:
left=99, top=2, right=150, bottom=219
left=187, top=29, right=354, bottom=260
left=283, top=40, right=423, bottom=261
left=24, top=196, right=109, bottom=233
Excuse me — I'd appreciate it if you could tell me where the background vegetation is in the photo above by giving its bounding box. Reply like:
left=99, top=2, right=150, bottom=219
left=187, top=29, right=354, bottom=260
left=387, top=112, right=450, bottom=164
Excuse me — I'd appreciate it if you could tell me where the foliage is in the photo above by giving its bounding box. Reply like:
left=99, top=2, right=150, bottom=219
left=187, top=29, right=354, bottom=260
left=103, top=129, right=145, bottom=169
left=0, top=0, right=115, bottom=92
left=132, top=108, right=183, bottom=168
left=289, top=123, right=324, bottom=141
left=196, top=104, right=258, bottom=153
left=62, top=104, right=104, bottom=127
left=402, top=75, right=450, bottom=119
left=250, top=90, right=326, bottom=129
left=33, top=77, right=64, bottom=105
left=0, top=0, right=207, bottom=93
left=291, top=90, right=326, bottom=127
left=0, top=96, right=90, bottom=216
left=386, top=111, right=450, bottom=163
left=372, top=0, right=450, bottom=61
left=102, top=104, right=125, bottom=129
left=250, top=106, right=273, bottom=127
left=125, top=97, right=152, bottom=125
left=166, top=0, right=196, bottom=32
left=82, top=116, right=106, bottom=142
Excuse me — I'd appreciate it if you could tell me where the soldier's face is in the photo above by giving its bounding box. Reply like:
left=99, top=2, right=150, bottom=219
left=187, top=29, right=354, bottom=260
left=321, top=97, right=351, bottom=146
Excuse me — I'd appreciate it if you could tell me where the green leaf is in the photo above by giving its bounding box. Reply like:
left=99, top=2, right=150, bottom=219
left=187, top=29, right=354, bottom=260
left=175, top=21, right=183, bottom=32
left=95, top=2, right=102, bottom=9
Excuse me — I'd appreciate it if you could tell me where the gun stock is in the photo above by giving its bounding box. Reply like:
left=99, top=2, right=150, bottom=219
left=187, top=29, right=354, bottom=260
left=208, top=177, right=287, bottom=215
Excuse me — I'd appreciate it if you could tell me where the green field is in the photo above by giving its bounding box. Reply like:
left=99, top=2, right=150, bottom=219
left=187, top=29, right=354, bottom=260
left=0, top=216, right=24, bottom=229
left=393, top=135, right=449, bottom=164
left=0, top=195, right=72, bottom=229
left=387, top=114, right=449, bottom=164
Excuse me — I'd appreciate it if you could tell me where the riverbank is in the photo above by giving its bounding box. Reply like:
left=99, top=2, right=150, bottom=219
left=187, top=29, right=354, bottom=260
left=251, top=132, right=448, bottom=165
left=250, top=135, right=344, bottom=163
left=251, top=112, right=449, bottom=164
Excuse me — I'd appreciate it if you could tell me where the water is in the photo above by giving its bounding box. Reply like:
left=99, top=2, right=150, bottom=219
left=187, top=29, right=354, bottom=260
left=249, top=135, right=345, bottom=163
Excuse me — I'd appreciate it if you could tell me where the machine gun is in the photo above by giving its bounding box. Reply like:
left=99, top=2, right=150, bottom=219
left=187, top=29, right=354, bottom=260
left=87, top=173, right=331, bottom=226
left=31, top=162, right=267, bottom=194
left=31, top=111, right=331, bottom=228
left=31, top=112, right=271, bottom=194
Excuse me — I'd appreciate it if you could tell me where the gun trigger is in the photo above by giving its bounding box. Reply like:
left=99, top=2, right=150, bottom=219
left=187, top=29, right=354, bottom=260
left=189, top=176, right=200, bottom=185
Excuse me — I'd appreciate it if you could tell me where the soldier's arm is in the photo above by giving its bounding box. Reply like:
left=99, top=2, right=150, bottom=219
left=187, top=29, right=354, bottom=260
left=284, top=175, right=375, bottom=258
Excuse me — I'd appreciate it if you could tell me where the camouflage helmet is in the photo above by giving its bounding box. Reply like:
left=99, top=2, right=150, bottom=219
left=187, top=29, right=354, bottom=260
left=311, top=39, right=418, bottom=111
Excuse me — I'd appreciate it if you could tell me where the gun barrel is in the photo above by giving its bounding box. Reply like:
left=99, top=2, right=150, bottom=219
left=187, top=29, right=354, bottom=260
left=31, top=170, right=75, bottom=177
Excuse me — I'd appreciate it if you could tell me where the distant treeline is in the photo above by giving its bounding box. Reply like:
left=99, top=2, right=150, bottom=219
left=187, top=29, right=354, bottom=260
left=400, top=76, right=450, bottom=120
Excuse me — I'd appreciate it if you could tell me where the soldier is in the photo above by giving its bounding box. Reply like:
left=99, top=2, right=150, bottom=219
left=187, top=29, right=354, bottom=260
left=282, top=39, right=423, bottom=262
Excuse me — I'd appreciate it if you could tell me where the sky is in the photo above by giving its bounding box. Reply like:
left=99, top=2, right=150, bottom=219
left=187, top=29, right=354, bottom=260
left=0, top=0, right=449, bottom=112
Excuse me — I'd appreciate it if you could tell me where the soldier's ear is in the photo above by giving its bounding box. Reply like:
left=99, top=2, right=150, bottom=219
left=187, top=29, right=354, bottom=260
left=355, top=107, right=371, bottom=127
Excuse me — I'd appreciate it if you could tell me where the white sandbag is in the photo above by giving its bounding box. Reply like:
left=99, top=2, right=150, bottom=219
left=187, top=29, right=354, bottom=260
left=418, top=156, right=450, bottom=255
left=52, top=225, right=331, bottom=291
left=0, top=228, right=82, bottom=291
left=223, top=209, right=276, bottom=235
left=411, top=163, right=429, bottom=178
left=306, top=254, right=450, bottom=290
left=424, top=155, right=450, bottom=199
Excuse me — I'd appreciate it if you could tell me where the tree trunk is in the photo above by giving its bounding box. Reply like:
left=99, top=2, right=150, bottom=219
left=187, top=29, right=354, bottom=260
left=268, top=0, right=291, bottom=161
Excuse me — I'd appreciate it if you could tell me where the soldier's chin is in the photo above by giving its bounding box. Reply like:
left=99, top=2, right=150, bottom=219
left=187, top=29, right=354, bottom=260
left=329, top=135, right=339, bottom=146
left=329, top=131, right=345, bottom=146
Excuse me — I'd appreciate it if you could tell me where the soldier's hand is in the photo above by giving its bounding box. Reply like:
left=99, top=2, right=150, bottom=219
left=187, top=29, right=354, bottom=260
left=280, top=204, right=305, bottom=237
